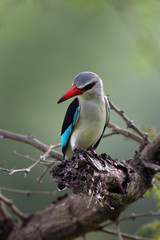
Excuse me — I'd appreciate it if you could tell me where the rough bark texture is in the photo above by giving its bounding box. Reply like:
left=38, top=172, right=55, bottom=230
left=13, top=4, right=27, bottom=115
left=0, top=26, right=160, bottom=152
left=1, top=134, right=160, bottom=240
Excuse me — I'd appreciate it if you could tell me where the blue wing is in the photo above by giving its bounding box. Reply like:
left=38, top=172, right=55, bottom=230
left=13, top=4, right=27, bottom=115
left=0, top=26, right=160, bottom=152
left=93, top=95, right=110, bottom=149
left=61, top=97, right=80, bottom=156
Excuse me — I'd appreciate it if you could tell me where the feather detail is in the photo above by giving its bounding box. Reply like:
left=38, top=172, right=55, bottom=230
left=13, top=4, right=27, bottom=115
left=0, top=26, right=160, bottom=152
left=93, top=95, right=110, bottom=149
left=61, top=98, right=80, bottom=156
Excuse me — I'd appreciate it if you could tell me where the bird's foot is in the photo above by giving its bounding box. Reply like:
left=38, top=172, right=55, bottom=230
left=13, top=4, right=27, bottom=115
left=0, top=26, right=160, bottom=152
left=88, top=146, right=96, bottom=154
left=87, top=147, right=106, bottom=167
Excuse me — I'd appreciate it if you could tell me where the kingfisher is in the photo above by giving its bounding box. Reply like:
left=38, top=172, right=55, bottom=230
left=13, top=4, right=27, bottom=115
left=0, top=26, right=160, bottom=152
left=57, top=72, right=110, bottom=160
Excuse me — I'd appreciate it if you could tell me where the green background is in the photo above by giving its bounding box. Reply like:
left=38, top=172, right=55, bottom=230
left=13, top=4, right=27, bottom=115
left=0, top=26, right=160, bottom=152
left=0, top=0, right=160, bottom=239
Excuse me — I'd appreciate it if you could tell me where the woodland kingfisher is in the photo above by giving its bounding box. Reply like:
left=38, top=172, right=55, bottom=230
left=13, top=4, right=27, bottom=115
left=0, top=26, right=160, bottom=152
left=57, top=72, right=110, bottom=160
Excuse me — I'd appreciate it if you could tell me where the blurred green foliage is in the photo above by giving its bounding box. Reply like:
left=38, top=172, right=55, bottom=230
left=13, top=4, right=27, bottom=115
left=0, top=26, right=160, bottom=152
left=138, top=177, right=160, bottom=240
left=140, top=126, right=158, bottom=140
left=0, top=0, right=160, bottom=239
left=152, top=176, right=160, bottom=208
left=137, top=220, right=160, bottom=240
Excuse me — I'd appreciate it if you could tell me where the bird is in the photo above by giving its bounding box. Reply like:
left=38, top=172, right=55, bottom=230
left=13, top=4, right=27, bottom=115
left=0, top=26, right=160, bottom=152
left=57, top=72, right=110, bottom=160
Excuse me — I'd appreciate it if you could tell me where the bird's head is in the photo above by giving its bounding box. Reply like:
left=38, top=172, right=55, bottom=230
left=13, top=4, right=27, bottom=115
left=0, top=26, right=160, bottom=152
left=57, top=72, right=103, bottom=104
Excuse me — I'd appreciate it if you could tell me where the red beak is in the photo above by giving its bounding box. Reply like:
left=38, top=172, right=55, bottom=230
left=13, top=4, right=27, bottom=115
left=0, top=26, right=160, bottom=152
left=57, top=84, right=83, bottom=104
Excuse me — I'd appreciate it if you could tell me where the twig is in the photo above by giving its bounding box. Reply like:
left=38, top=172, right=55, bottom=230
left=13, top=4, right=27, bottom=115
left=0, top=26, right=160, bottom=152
left=37, top=162, right=54, bottom=183
left=0, top=129, right=63, bottom=161
left=0, top=187, right=57, bottom=196
left=0, top=167, right=22, bottom=174
left=104, top=122, right=144, bottom=144
left=101, top=211, right=160, bottom=228
left=100, top=228, right=154, bottom=240
left=52, top=143, right=61, bottom=149
left=109, top=100, right=149, bottom=143
left=0, top=199, right=10, bottom=218
left=13, top=150, right=56, bottom=166
left=13, top=151, right=37, bottom=163
left=0, top=145, right=56, bottom=176
left=82, top=234, right=86, bottom=240
left=0, top=192, right=27, bottom=220
left=116, top=219, right=123, bottom=240
left=13, top=150, right=51, bottom=164
left=119, top=211, right=160, bottom=223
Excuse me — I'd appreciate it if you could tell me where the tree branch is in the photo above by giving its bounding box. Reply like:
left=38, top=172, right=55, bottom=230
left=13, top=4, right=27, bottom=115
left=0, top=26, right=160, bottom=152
left=108, top=100, right=149, bottom=143
left=0, top=129, right=63, bottom=161
left=140, top=133, right=160, bottom=161
left=104, top=122, right=144, bottom=144
left=4, top=133, right=160, bottom=240
left=115, top=220, right=123, bottom=240
left=99, top=228, right=154, bottom=240
left=0, top=145, right=55, bottom=176
left=0, top=103, right=159, bottom=240
left=0, top=193, right=28, bottom=220
left=13, top=151, right=53, bottom=165
left=0, top=187, right=56, bottom=197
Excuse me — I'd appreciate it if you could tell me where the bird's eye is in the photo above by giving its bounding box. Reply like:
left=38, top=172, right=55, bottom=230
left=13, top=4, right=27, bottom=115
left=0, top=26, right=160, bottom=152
left=81, top=82, right=96, bottom=91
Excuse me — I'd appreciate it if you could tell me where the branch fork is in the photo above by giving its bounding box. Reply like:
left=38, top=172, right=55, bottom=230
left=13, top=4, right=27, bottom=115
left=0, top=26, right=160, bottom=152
left=0, top=100, right=160, bottom=240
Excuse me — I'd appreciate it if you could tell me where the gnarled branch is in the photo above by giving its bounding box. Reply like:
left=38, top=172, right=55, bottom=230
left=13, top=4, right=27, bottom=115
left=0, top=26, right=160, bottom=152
left=4, top=134, right=160, bottom=240
left=0, top=101, right=159, bottom=240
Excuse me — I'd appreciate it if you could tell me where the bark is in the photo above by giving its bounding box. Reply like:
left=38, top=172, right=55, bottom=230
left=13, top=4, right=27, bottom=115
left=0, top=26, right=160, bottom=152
left=1, top=134, right=160, bottom=240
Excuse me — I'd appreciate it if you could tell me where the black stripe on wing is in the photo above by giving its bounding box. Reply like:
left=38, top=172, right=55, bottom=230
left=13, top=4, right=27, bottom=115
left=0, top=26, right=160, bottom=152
left=93, top=125, right=107, bottom=150
left=61, top=97, right=79, bottom=154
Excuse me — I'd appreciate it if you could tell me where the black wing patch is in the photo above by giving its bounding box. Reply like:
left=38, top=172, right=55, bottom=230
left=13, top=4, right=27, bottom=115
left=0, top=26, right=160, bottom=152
left=93, top=125, right=107, bottom=150
left=61, top=97, right=79, bottom=135
left=61, top=97, right=79, bottom=155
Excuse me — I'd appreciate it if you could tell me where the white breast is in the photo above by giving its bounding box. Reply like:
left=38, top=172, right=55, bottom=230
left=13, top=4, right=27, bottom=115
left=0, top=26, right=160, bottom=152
left=70, top=96, right=106, bottom=151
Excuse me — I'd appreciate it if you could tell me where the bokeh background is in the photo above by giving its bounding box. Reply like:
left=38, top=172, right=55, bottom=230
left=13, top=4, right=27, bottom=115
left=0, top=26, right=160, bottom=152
left=0, top=0, right=160, bottom=239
